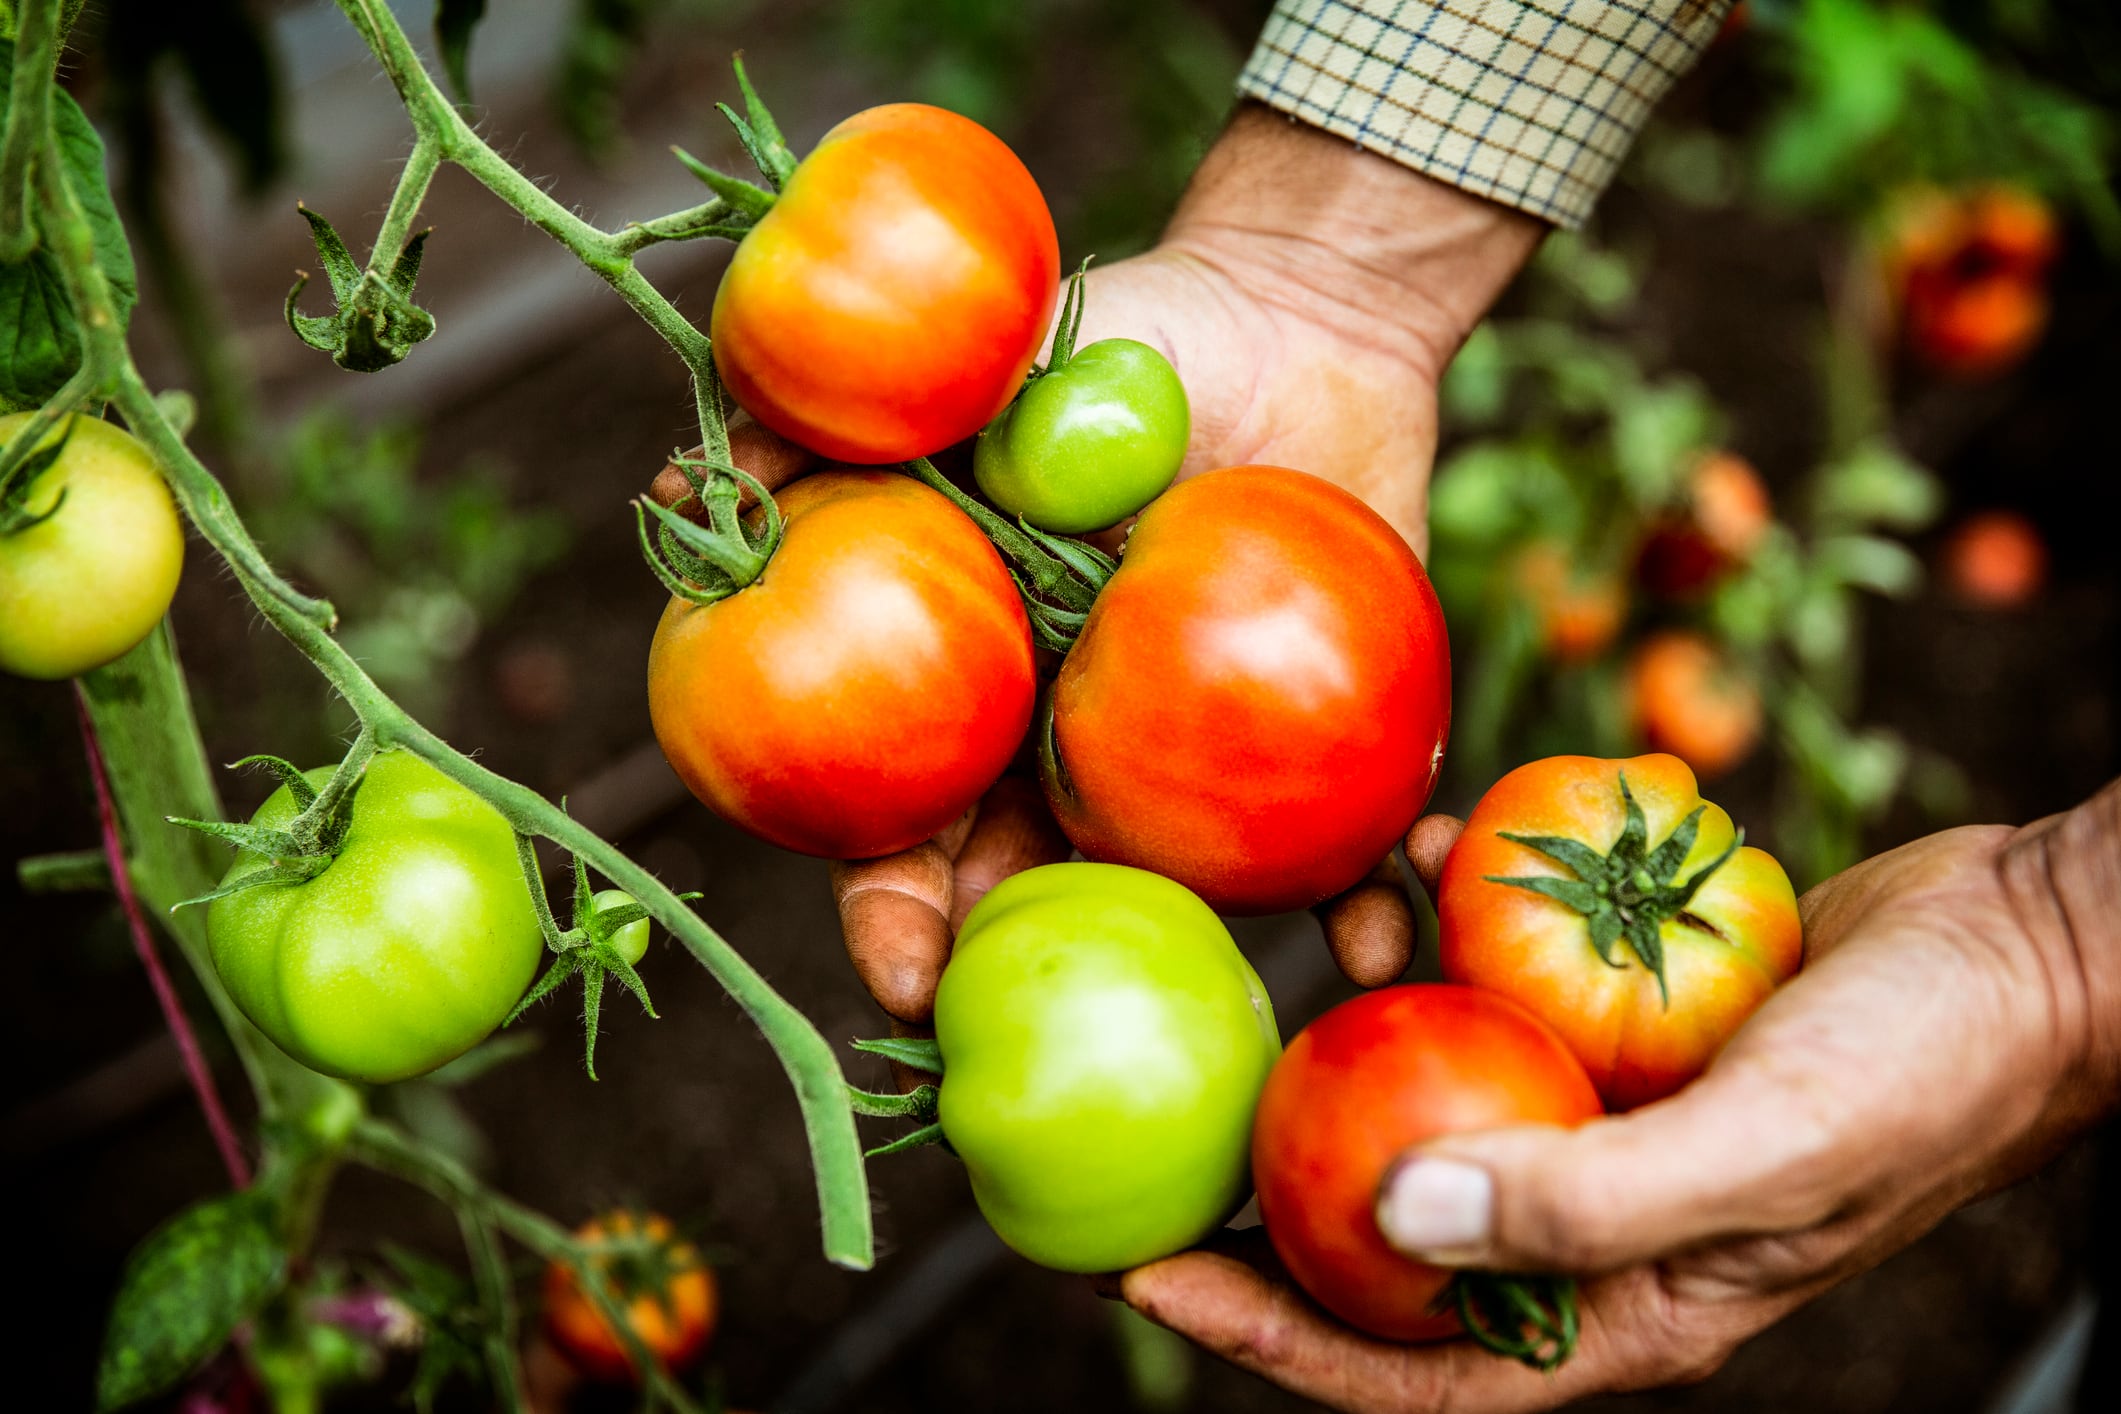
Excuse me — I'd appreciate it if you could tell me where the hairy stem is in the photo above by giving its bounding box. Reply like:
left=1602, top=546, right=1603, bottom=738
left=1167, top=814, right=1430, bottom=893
left=0, top=0, right=62, bottom=264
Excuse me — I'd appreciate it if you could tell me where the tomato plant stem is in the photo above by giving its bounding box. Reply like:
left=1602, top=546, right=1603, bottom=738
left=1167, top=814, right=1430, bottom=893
left=76, top=684, right=254, bottom=1189
left=0, top=0, right=63, bottom=264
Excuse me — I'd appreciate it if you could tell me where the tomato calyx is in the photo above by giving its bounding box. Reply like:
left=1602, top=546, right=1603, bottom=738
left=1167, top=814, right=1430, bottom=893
left=1030, top=257, right=1095, bottom=379
left=0, top=411, right=78, bottom=535
left=662, top=56, right=797, bottom=243
left=284, top=204, right=437, bottom=373
left=167, top=731, right=380, bottom=907
left=633, top=452, right=786, bottom=605
left=1485, top=772, right=1741, bottom=1006
left=1445, top=1271, right=1580, bottom=1371
left=898, top=455, right=1114, bottom=651
left=506, top=848, right=695, bottom=1079
left=846, top=1036, right=949, bottom=1157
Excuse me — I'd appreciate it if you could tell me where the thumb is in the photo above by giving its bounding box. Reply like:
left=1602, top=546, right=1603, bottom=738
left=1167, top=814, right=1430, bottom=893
left=1373, top=1058, right=1845, bottom=1276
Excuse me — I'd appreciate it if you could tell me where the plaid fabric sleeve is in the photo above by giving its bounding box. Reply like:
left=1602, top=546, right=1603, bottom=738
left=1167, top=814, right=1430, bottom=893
left=1237, top=0, right=1732, bottom=229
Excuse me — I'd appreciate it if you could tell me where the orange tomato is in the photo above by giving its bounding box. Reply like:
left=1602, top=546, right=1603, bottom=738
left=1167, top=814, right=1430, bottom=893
left=1942, top=509, right=2048, bottom=608
left=543, top=1212, right=716, bottom=1385
left=1625, top=630, right=1760, bottom=779
left=1883, top=185, right=2058, bottom=378
left=1512, top=541, right=1625, bottom=662
left=1636, top=452, right=1771, bottom=599
left=1438, top=754, right=1802, bottom=1108
left=711, top=104, right=1060, bottom=464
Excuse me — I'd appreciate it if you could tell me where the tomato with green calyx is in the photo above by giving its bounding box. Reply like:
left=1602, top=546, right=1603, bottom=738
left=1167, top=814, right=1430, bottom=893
left=1439, top=754, right=1801, bottom=1109
left=711, top=103, right=1059, bottom=464
left=205, top=751, right=543, bottom=1084
left=591, top=888, right=651, bottom=967
left=932, top=863, right=1281, bottom=1273
left=647, top=470, right=1034, bottom=859
left=1041, top=466, right=1450, bottom=914
left=1252, top=985, right=1601, bottom=1365
left=544, top=1211, right=716, bottom=1384
left=973, top=269, right=1188, bottom=534
left=0, top=413, right=184, bottom=681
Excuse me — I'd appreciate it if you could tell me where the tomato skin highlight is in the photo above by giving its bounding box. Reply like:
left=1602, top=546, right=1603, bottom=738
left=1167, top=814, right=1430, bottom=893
left=934, top=863, right=1282, bottom=1273
left=648, top=471, right=1035, bottom=859
left=0, top=413, right=184, bottom=681
left=543, top=1212, right=716, bottom=1385
left=711, top=104, right=1060, bottom=464
left=1253, top=985, right=1601, bottom=1342
left=1439, top=753, right=1802, bottom=1109
left=206, top=752, right=544, bottom=1085
left=1043, top=466, right=1451, bottom=914
left=973, top=338, right=1189, bottom=534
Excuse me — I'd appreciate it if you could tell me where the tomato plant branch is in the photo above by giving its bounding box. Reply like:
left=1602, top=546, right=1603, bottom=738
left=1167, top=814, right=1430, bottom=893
left=0, top=0, right=63, bottom=264
left=77, top=684, right=254, bottom=1188
left=458, top=1207, right=528, bottom=1411
left=35, top=102, right=874, bottom=1272
left=350, top=1117, right=705, bottom=1413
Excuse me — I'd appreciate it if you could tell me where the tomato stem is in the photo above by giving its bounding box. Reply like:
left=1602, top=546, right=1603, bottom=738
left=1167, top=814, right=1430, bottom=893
left=1448, top=1271, right=1580, bottom=1371
left=1042, top=256, right=1096, bottom=373
left=0, top=0, right=64, bottom=264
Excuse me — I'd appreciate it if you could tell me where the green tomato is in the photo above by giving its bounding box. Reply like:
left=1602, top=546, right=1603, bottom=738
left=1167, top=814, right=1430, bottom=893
left=0, top=413, right=184, bottom=680
left=972, top=339, right=1188, bottom=534
left=207, top=752, right=544, bottom=1084
left=591, top=887, right=651, bottom=967
left=934, top=862, right=1280, bottom=1272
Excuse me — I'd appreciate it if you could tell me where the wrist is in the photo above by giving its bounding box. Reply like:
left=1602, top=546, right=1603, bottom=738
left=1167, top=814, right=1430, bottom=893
left=1159, top=103, right=1545, bottom=383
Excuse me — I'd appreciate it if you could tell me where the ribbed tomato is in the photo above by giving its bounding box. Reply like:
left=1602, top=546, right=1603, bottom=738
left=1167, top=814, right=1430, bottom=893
left=1041, top=466, right=1450, bottom=914
left=710, top=104, right=1059, bottom=464
left=1439, top=753, right=1802, bottom=1108
left=648, top=471, right=1035, bottom=858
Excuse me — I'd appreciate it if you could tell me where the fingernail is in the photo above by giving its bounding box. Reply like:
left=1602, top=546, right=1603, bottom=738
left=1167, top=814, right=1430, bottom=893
left=1375, top=1156, right=1493, bottom=1260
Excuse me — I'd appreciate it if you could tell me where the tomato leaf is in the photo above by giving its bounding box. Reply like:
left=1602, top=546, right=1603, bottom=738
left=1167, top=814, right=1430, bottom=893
left=96, top=1191, right=286, bottom=1411
left=435, top=0, right=487, bottom=102
left=0, top=41, right=138, bottom=412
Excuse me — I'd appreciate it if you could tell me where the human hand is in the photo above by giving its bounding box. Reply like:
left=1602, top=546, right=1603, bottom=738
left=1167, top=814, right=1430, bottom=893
left=1116, top=784, right=2121, bottom=1412
left=825, top=106, right=1544, bottom=1027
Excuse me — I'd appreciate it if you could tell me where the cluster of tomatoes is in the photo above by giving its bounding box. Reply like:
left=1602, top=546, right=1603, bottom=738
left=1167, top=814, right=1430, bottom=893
left=636, top=101, right=1809, bottom=1367
left=1879, top=185, right=2059, bottom=379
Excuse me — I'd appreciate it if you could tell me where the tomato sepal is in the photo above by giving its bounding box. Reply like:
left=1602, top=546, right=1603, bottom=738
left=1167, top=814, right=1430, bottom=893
left=849, top=1034, right=944, bottom=1073
left=0, top=412, right=74, bottom=535
left=1484, top=770, right=1743, bottom=1006
left=284, top=204, right=435, bottom=373
left=168, top=738, right=376, bottom=910
left=1446, top=1271, right=1580, bottom=1372
left=846, top=1082, right=939, bottom=1120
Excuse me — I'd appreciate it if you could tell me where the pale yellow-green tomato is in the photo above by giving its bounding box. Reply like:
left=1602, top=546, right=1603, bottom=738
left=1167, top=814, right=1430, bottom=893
left=0, top=412, right=184, bottom=680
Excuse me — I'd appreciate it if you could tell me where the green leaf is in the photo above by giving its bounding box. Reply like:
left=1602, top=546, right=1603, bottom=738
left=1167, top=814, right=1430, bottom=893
left=96, top=1191, right=286, bottom=1410
left=1815, top=533, right=1925, bottom=599
left=0, top=43, right=138, bottom=409
left=1813, top=444, right=1941, bottom=531
left=436, top=0, right=487, bottom=102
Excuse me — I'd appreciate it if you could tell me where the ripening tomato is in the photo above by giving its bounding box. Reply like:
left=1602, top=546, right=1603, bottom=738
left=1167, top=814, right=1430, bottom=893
left=1883, top=186, right=2058, bottom=378
left=711, top=104, right=1060, bottom=464
left=0, top=413, right=184, bottom=680
left=1042, top=466, right=1451, bottom=914
left=1439, top=754, right=1801, bottom=1108
left=206, top=752, right=544, bottom=1084
left=935, top=863, right=1281, bottom=1272
left=1511, top=541, right=1624, bottom=662
left=1624, top=629, right=1760, bottom=779
left=544, top=1212, right=716, bottom=1384
left=1253, top=985, right=1601, bottom=1342
left=1636, top=452, right=1772, bottom=599
left=648, top=471, right=1034, bottom=859
left=1941, top=509, right=2047, bottom=608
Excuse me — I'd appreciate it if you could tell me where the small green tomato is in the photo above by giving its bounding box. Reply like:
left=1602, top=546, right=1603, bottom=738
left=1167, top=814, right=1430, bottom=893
left=934, top=862, right=1280, bottom=1273
left=591, top=887, right=652, bottom=967
left=973, top=338, right=1188, bottom=535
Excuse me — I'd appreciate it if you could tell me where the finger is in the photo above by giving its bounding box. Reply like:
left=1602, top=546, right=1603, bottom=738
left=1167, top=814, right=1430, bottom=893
left=830, top=842, right=955, bottom=1025
left=1315, top=858, right=1415, bottom=988
left=650, top=412, right=817, bottom=516
left=944, top=775, right=1071, bottom=932
left=1403, top=813, right=1465, bottom=904
left=1122, top=1248, right=1602, bottom=1414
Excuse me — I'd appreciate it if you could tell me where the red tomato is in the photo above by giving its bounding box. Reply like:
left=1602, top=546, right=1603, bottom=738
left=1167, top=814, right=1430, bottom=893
left=1439, top=754, right=1802, bottom=1108
left=649, top=471, right=1034, bottom=858
left=1042, top=466, right=1450, bottom=914
left=1635, top=452, right=1772, bottom=599
left=543, top=1212, right=716, bottom=1384
left=1941, top=509, right=2048, bottom=608
left=1624, top=630, right=1760, bottom=780
left=711, top=104, right=1060, bottom=464
left=1883, top=186, right=2058, bottom=378
left=1253, top=985, right=1601, bottom=1342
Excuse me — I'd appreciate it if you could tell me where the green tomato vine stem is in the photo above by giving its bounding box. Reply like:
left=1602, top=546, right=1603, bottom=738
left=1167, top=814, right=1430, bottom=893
left=24, top=14, right=875, bottom=1269
left=0, top=0, right=62, bottom=264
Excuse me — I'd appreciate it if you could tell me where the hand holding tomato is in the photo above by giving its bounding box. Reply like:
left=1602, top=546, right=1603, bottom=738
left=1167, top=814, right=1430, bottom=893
left=1118, top=779, right=2121, bottom=1412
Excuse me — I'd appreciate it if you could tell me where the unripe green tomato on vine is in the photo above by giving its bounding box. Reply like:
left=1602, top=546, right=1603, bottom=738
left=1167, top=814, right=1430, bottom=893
left=934, top=862, right=1281, bottom=1272
left=207, top=752, right=544, bottom=1084
left=591, top=887, right=652, bottom=967
left=0, top=413, right=184, bottom=680
left=973, top=339, right=1189, bottom=534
